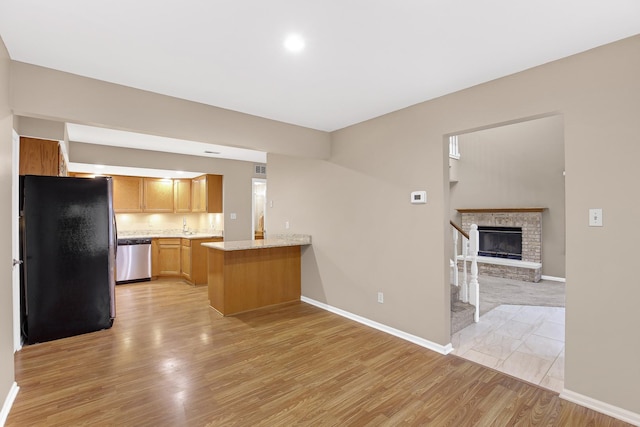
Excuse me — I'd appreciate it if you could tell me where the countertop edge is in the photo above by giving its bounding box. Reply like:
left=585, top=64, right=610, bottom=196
left=202, top=235, right=312, bottom=251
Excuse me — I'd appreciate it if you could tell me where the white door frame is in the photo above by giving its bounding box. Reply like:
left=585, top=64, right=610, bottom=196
left=12, top=130, right=21, bottom=352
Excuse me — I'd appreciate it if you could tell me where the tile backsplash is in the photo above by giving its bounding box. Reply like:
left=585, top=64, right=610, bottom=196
left=116, top=212, right=223, bottom=234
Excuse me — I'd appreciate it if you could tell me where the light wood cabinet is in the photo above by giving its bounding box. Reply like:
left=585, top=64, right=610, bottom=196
left=19, top=137, right=66, bottom=176
left=174, top=179, right=192, bottom=213
left=192, top=174, right=223, bottom=213
left=112, top=175, right=144, bottom=213
left=151, top=237, right=222, bottom=284
left=157, top=238, right=181, bottom=276
left=97, top=173, right=222, bottom=214
left=191, top=175, right=205, bottom=212
left=151, top=239, right=160, bottom=278
left=180, top=239, right=192, bottom=281
left=183, top=237, right=223, bottom=285
left=143, top=178, right=174, bottom=212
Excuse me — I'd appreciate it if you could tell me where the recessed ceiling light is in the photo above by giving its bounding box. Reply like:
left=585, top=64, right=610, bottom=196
left=94, top=164, right=105, bottom=169
left=284, top=34, right=305, bottom=53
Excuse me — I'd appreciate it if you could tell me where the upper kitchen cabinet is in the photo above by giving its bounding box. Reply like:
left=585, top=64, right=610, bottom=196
left=112, top=175, right=144, bottom=213
left=174, top=179, right=192, bottom=213
left=143, top=178, right=174, bottom=212
left=19, top=137, right=68, bottom=176
left=192, top=174, right=223, bottom=213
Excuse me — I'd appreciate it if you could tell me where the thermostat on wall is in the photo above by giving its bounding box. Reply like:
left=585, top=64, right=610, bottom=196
left=411, top=191, right=427, bottom=204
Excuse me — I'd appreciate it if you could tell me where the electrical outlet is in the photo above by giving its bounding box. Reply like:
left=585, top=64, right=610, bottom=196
left=285, top=221, right=290, bottom=229
left=377, top=292, right=384, bottom=303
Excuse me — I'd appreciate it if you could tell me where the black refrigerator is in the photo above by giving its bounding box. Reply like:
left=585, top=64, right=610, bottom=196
left=20, top=175, right=117, bottom=344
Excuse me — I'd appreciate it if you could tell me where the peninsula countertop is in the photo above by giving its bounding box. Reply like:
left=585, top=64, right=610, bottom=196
left=202, top=234, right=311, bottom=251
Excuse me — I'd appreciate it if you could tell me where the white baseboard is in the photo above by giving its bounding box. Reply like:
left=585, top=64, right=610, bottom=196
left=560, top=389, right=640, bottom=426
left=541, top=275, right=566, bottom=282
left=300, top=296, right=453, bottom=355
left=0, top=382, right=19, bottom=427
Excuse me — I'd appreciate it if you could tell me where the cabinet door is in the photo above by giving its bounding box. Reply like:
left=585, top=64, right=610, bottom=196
left=144, top=178, right=174, bottom=212
left=112, top=175, right=144, bottom=213
left=191, top=174, right=223, bottom=213
left=191, top=175, right=206, bottom=212
left=19, top=137, right=60, bottom=176
left=174, top=179, right=192, bottom=213
left=181, top=239, right=192, bottom=280
left=158, top=239, right=181, bottom=276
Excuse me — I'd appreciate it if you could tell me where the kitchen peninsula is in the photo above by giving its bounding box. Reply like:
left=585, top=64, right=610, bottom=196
left=203, top=235, right=311, bottom=316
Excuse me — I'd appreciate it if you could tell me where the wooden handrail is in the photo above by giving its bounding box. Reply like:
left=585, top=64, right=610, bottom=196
left=450, top=220, right=469, bottom=239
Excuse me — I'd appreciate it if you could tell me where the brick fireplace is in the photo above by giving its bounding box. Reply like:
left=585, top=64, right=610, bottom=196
left=457, top=208, right=544, bottom=282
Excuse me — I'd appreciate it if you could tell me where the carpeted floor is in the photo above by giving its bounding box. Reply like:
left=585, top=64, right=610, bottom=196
left=479, top=275, right=565, bottom=316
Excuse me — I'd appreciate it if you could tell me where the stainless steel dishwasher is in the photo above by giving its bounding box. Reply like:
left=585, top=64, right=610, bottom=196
left=116, top=238, right=152, bottom=284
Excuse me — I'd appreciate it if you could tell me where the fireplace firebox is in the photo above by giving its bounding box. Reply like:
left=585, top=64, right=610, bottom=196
left=478, top=226, right=522, bottom=260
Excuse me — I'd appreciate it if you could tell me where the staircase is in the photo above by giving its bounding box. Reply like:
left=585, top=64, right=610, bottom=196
left=450, top=221, right=480, bottom=334
left=451, top=284, right=475, bottom=334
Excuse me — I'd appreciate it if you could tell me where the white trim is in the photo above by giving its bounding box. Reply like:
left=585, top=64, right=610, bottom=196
left=12, top=130, right=21, bottom=353
left=541, top=275, right=566, bottom=282
left=0, top=382, right=19, bottom=426
left=301, top=296, right=453, bottom=355
left=457, top=254, right=541, bottom=270
left=560, top=389, right=640, bottom=426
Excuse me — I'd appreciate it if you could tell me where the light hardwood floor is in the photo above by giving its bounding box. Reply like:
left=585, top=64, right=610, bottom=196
left=7, top=280, right=631, bottom=426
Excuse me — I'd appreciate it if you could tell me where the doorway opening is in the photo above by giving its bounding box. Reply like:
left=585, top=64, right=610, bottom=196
left=446, top=114, right=566, bottom=392
left=252, top=179, right=266, bottom=240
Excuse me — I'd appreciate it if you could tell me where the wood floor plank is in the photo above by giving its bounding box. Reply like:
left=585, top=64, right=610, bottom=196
left=7, top=280, right=633, bottom=426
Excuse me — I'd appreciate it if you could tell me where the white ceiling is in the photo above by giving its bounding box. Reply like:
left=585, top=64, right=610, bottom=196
left=2, top=1, right=640, bottom=134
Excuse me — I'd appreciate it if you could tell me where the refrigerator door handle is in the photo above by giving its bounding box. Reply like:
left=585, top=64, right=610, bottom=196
left=113, top=215, right=118, bottom=258
left=12, top=258, right=23, bottom=267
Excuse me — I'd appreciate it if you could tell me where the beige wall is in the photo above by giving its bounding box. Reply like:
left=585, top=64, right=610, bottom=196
left=268, top=35, right=640, bottom=415
left=0, top=35, right=16, bottom=413
left=10, top=62, right=331, bottom=160
left=450, top=115, right=566, bottom=277
left=69, top=142, right=254, bottom=241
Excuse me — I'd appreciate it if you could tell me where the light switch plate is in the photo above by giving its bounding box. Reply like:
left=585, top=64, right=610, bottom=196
left=589, top=208, right=603, bottom=227
left=230, top=213, right=237, bottom=220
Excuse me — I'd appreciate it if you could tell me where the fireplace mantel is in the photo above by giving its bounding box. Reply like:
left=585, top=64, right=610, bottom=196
left=457, top=208, right=546, bottom=213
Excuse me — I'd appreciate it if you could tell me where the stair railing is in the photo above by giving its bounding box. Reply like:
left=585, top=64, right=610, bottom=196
left=450, top=221, right=480, bottom=322
left=450, top=221, right=468, bottom=302
left=468, top=224, right=480, bottom=322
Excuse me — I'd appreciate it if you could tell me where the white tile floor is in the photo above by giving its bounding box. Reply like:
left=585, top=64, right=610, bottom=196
left=451, top=304, right=565, bottom=393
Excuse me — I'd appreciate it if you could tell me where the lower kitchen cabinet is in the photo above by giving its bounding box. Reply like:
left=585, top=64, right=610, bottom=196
left=182, top=237, right=223, bottom=285
left=152, top=237, right=222, bottom=285
left=181, top=239, right=192, bottom=280
left=156, top=238, right=181, bottom=276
